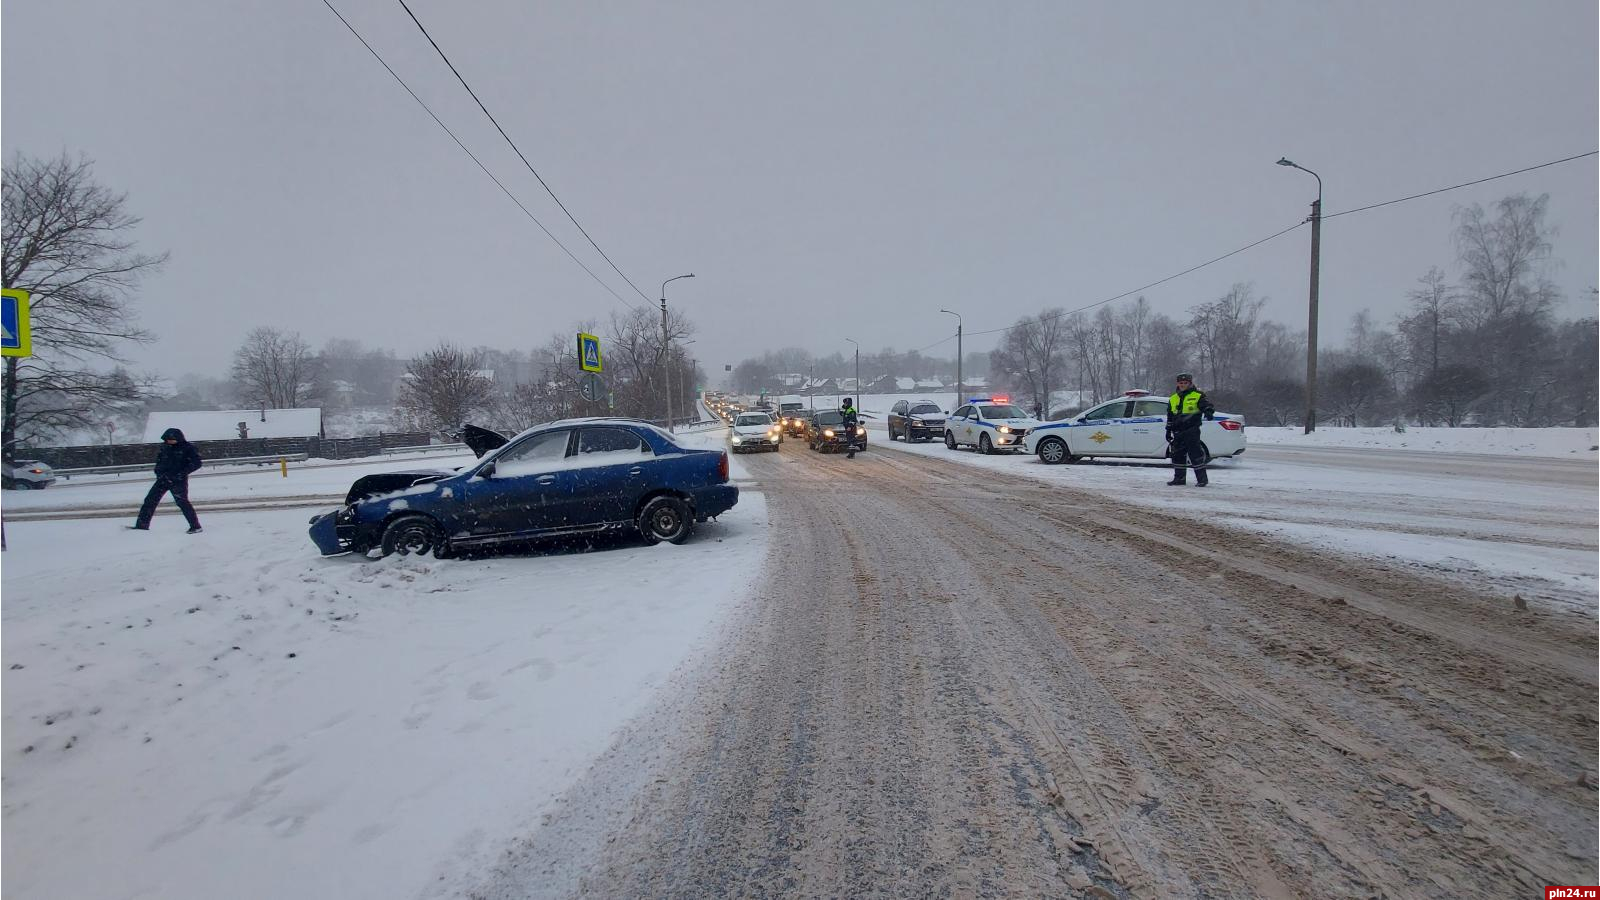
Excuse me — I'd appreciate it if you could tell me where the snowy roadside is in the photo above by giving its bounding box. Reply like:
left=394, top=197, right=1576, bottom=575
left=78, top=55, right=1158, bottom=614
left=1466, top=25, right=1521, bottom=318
left=1, top=430, right=766, bottom=900
left=865, top=420, right=1597, bottom=615
left=1243, top=424, right=1598, bottom=458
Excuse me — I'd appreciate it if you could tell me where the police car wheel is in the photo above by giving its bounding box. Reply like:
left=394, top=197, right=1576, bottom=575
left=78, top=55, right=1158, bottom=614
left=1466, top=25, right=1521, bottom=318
left=1199, top=442, right=1213, bottom=465
left=979, top=434, right=994, bottom=454
left=1038, top=437, right=1069, bottom=464
left=944, top=431, right=957, bottom=449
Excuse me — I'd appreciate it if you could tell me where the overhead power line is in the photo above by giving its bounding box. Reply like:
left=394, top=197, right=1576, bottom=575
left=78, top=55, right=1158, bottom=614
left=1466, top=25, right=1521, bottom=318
left=321, top=0, right=639, bottom=310
left=397, top=0, right=655, bottom=305
left=1324, top=150, right=1598, bottom=220
left=925, top=149, right=1598, bottom=347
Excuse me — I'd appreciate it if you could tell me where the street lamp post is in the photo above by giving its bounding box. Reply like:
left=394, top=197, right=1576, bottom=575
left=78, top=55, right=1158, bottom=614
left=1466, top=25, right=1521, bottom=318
left=1276, top=157, right=1322, bottom=434
left=844, top=338, right=859, bottom=402
left=676, top=340, right=697, bottom=422
left=660, top=273, right=695, bottom=432
left=939, top=309, right=963, bottom=406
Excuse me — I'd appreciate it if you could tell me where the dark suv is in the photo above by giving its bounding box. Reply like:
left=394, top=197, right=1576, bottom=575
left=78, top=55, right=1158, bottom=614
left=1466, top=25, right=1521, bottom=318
left=804, top=410, right=867, bottom=453
left=887, top=399, right=946, bottom=443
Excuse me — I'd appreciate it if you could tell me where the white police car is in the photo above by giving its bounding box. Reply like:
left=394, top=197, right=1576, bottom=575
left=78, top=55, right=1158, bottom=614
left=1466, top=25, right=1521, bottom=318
left=942, top=397, right=1040, bottom=454
left=1022, top=390, right=1246, bottom=464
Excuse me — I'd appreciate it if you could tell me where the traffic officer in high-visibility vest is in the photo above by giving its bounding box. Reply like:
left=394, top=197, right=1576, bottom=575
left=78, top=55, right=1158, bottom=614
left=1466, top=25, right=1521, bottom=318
left=1165, top=373, right=1215, bottom=486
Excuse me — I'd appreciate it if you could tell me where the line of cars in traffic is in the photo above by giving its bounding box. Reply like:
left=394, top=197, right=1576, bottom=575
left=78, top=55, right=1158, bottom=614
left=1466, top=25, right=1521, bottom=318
left=887, top=391, right=1246, bottom=464
left=714, top=396, right=869, bottom=454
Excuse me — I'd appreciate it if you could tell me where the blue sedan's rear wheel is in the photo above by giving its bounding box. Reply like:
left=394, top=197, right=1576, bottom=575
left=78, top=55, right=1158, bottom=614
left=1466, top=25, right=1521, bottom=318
left=380, top=514, right=448, bottom=557
left=639, top=495, right=694, bottom=545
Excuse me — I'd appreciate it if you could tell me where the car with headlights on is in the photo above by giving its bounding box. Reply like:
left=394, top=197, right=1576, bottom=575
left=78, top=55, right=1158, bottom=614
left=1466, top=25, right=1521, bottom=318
left=2, top=459, right=57, bottom=490
left=730, top=411, right=782, bottom=452
left=307, top=418, right=737, bottom=557
left=804, top=410, right=867, bottom=453
left=942, top=397, right=1039, bottom=453
left=776, top=401, right=809, bottom=436
left=1023, top=389, right=1246, bottom=464
left=887, top=399, right=946, bottom=443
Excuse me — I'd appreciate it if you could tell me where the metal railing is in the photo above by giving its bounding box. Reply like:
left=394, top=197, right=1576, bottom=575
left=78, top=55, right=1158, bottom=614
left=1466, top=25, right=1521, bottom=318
left=380, top=442, right=467, bottom=455
left=56, top=453, right=310, bottom=479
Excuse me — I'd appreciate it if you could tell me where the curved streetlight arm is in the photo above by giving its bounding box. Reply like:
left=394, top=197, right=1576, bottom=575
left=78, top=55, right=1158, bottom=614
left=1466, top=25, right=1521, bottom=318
left=1275, top=158, right=1321, bottom=204
left=661, top=273, right=695, bottom=299
left=938, top=308, right=962, bottom=326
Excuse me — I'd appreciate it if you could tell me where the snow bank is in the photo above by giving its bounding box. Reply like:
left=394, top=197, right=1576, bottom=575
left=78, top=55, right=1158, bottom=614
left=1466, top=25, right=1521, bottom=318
left=1245, top=425, right=1599, bottom=459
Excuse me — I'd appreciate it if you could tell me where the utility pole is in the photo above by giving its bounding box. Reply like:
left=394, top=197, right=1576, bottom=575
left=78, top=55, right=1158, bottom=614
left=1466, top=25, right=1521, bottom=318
left=845, top=338, right=859, bottom=402
left=1276, top=158, right=1322, bottom=434
left=940, top=309, right=963, bottom=405
left=660, top=274, right=694, bottom=432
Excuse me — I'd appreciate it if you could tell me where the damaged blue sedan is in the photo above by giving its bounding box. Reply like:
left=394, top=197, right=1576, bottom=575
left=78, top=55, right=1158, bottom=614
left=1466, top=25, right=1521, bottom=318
left=309, top=418, right=737, bottom=557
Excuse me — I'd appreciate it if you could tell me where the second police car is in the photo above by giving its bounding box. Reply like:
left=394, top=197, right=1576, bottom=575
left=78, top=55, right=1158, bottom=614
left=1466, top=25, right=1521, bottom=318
left=1022, top=389, right=1246, bottom=464
left=943, top=396, right=1040, bottom=454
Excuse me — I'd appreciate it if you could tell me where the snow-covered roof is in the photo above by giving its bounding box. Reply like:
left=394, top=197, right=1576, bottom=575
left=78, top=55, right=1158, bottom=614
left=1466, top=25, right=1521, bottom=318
left=914, top=378, right=945, bottom=388
left=143, top=408, right=323, bottom=442
left=895, top=377, right=917, bottom=390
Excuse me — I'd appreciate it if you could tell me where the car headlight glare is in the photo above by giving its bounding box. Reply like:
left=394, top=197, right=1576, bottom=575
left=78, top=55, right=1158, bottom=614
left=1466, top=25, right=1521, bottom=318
left=856, top=427, right=866, bottom=436
left=998, top=426, right=1012, bottom=434
left=824, top=428, right=835, bottom=438
left=731, top=435, right=743, bottom=443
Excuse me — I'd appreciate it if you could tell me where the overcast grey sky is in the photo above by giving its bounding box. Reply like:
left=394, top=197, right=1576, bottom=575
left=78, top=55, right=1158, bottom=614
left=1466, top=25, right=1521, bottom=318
left=4, top=0, right=1595, bottom=382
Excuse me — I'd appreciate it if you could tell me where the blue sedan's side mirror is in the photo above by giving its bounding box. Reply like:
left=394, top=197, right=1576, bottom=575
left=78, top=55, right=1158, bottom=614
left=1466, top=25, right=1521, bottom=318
left=477, top=461, right=496, bottom=478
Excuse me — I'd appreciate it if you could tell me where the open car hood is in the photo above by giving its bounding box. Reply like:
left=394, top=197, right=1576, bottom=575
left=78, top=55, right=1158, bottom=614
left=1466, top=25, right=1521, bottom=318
left=346, top=469, right=455, bottom=506
left=460, top=424, right=509, bottom=458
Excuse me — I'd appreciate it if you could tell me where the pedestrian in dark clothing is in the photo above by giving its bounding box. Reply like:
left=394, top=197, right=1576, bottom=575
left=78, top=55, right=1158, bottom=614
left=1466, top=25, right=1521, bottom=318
left=131, top=427, right=203, bottom=532
left=840, top=398, right=861, bottom=459
left=1165, top=373, right=1214, bottom=486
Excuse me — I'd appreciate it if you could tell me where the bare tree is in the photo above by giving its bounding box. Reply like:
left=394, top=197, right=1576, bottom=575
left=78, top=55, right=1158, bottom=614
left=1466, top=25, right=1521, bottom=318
left=1, top=151, right=167, bottom=454
left=395, top=343, right=495, bottom=438
left=998, top=310, right=1069, bottom=417
left=231, top=327, right=317, bottom=409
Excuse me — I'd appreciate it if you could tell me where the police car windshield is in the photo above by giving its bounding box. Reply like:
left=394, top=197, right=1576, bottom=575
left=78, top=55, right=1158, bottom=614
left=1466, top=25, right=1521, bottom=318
left=979, top=404, right=1026, bottom=419
left=910, top=404, right=941, bottom=415
left=735, top=414, right=770, bottom=426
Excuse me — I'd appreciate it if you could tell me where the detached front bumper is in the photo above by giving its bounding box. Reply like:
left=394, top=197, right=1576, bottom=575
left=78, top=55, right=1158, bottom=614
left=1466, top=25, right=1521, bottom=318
left=308, top=508, right=374, bottom=556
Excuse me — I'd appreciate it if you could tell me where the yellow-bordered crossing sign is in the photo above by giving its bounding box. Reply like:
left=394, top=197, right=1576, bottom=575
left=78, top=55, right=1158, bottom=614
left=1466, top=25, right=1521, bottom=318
left=577, top=332, right=602, bottom=373
left=1, top=289, right=32, bottom=358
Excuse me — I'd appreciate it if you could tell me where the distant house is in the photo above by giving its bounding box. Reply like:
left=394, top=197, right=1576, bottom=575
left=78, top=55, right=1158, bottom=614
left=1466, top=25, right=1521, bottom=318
left=895, top=377, right=918, bottom=392
left=863, top=374, right=900, bottom=394
left=143, top=408, right=324, bottom=442
left=914, top=378, right=946, bottom=391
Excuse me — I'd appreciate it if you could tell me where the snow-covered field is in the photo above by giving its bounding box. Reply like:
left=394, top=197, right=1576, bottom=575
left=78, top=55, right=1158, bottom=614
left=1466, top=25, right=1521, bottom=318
left=1, top=429, right=765, bottom=900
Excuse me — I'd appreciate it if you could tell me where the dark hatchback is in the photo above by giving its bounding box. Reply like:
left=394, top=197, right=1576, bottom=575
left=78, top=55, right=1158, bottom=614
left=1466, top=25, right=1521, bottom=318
left=804, top=410, right=867, bottom=453
left=308, top=418, right=737, bottom=557
left=887, top=399, right=946, bottom=443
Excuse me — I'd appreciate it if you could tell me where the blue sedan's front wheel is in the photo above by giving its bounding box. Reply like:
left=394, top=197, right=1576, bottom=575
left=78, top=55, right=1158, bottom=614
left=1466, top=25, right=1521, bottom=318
left=639, top=495, right=694, bottom=545
left=380, top=514, right=449, bottom=557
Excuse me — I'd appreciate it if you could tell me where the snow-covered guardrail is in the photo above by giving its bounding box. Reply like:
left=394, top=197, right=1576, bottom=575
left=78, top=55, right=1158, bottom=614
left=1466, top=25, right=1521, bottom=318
left=57, top=453, right=311, bottom=479
left=379, top=442, right=467, bottom=455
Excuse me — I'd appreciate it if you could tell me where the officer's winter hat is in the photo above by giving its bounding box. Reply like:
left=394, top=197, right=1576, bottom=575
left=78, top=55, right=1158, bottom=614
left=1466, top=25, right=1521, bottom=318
left=1175, top=373, right=1193, bottom=382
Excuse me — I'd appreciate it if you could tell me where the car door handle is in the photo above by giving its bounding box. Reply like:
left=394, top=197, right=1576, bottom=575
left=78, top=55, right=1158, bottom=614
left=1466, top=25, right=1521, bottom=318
left=628, top=467, right=643, bottom=476
left=535, top=475, right=556, bottom=484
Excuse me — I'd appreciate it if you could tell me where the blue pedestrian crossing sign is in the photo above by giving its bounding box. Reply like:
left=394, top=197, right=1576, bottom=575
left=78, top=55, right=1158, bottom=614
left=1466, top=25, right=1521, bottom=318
left=577, top=332, right=603, bottom=373
left=1, top=289, right=32, bottom=358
